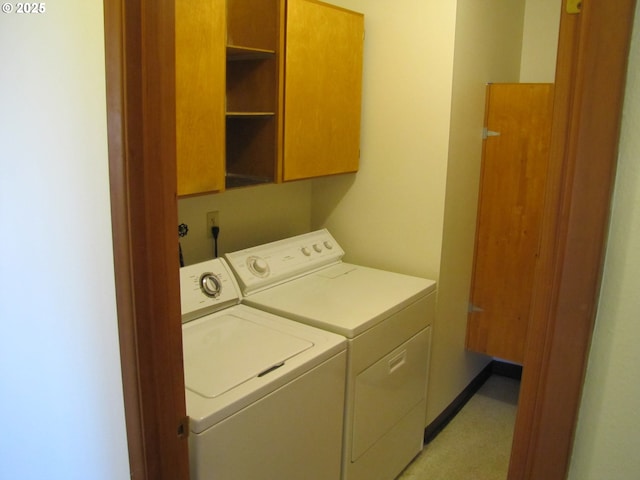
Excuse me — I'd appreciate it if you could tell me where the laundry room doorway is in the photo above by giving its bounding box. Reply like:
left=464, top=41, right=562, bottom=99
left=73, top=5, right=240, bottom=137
left=103, top=1, right=638, bottom=479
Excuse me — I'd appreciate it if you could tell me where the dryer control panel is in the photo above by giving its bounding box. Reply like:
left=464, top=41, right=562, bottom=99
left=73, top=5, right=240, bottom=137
left=225, top=229, right=345, bottom=295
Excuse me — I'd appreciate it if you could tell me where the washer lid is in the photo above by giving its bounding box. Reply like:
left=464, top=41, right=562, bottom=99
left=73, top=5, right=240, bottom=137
left=183, top=313, right=313, bottom=398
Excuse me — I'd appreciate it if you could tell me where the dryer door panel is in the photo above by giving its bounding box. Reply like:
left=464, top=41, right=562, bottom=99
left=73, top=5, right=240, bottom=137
left=351, top=327, right=430, bottom=461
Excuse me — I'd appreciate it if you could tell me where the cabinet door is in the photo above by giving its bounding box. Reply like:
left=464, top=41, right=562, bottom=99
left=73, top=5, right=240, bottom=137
left=176, top=1, right=226, bottom=196
left=466, top=83, right=554, bottom=364
left=283, top=0, right=364, bottom=181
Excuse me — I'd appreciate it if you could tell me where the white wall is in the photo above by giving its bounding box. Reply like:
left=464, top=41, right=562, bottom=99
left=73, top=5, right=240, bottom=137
left=178, top=182, right=312, bottom=264
left=0, top=3, right=130, bottom=479
left=311, top=0, right=456, bottom=280
left=568, top=5, right=640, bottom=478
left=520, top=0, right=561, bottom=83
left=432, top=0, right=527, bottom=422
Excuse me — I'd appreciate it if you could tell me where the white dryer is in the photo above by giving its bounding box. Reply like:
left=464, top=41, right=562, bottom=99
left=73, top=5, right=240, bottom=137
left=225, top=229, right=436, bottom=480
left=180, top=257, right=347, bottom=480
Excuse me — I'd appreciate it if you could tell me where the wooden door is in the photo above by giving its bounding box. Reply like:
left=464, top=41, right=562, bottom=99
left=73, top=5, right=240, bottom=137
left=283, top=0, right=363, bottom=181
left=466, top=83, right=554, bottom=364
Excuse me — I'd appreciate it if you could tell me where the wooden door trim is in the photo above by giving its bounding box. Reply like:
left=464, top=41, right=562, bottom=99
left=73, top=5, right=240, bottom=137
left=104, top=0, right=190, bottom=478
left=508, top=1, right=637, bottom=478
left=104, top=1, right=145, bottom=476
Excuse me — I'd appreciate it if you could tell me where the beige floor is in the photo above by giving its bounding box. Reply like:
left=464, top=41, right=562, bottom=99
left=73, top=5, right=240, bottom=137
left=398, top=375, right=520, bottom=480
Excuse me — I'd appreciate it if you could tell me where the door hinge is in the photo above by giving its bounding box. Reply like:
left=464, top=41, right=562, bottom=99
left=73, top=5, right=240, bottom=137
left=482, top=127, right=501, bottom=140
left=468, top=302, right=484, bottom=313
left=566, top=0, right=582, bottom=14
left=177, top=416, right=190, bottom=439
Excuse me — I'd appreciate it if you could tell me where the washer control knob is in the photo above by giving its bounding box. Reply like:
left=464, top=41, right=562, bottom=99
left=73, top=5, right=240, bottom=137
left=313, top=243, right=323, bottom=253
left=199, top=273, right=222, bottom=298
left=323, top=240, right=333, bottom=250
left=301, top=247, right=311, bottom=256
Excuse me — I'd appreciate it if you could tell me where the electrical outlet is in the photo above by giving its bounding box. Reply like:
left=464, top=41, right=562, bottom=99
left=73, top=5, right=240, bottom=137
left=206, top=211, right=219, bottom=237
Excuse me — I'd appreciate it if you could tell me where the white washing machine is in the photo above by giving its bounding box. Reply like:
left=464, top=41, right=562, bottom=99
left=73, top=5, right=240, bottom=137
left=225, top=229, right=436, bottom=480
left=180, top=257, right=347, bottom=480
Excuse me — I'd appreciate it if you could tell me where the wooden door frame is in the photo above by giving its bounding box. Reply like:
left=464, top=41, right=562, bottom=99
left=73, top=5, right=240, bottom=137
left=103, top=0, right=637, bottom=478
left=509, top=1, right=637, bottom=478
left=104, top=0, right=189, bottom=478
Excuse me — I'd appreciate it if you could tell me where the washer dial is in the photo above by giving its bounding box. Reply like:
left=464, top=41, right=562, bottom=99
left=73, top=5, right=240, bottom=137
left=199, top=272, right=222, bottom=298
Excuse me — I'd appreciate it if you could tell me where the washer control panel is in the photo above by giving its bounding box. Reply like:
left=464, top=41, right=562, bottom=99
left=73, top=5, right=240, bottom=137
left=180, top=258, right=241, bottom=323
left=199, top=272, right=223, bottom=298
left=225, top=229, right=345, bottom=295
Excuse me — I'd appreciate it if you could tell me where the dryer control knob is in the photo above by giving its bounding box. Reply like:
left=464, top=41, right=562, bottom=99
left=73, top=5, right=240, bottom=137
left=247, top=256, right=270, bottom=277
left=301, top=247, right=311, bottom=256
left=200, top=273, right=222, bottom=298
left=323, top=240, right=333, bottom=250
left=313, top=243, right=323, bottom=253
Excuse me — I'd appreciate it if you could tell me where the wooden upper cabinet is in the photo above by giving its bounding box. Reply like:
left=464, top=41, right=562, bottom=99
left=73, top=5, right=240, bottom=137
left=283, top=0, right=364, bottom=181
left=175, top=1, right=226, bottom=196
left=175, top=0, right=364, bottom=195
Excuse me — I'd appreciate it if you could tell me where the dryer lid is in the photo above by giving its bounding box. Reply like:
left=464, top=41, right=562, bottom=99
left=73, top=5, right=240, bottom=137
left=183, top=313, right=313, bottom=398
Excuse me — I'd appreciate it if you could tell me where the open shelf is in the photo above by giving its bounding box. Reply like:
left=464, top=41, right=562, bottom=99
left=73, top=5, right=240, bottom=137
left=225, top=173, right=273, bottom=189
left=225, top=0, right=282, bottom=190
left=227, top=45, right=276, bottom=60
left=226, top=112, right=276, bottom=117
